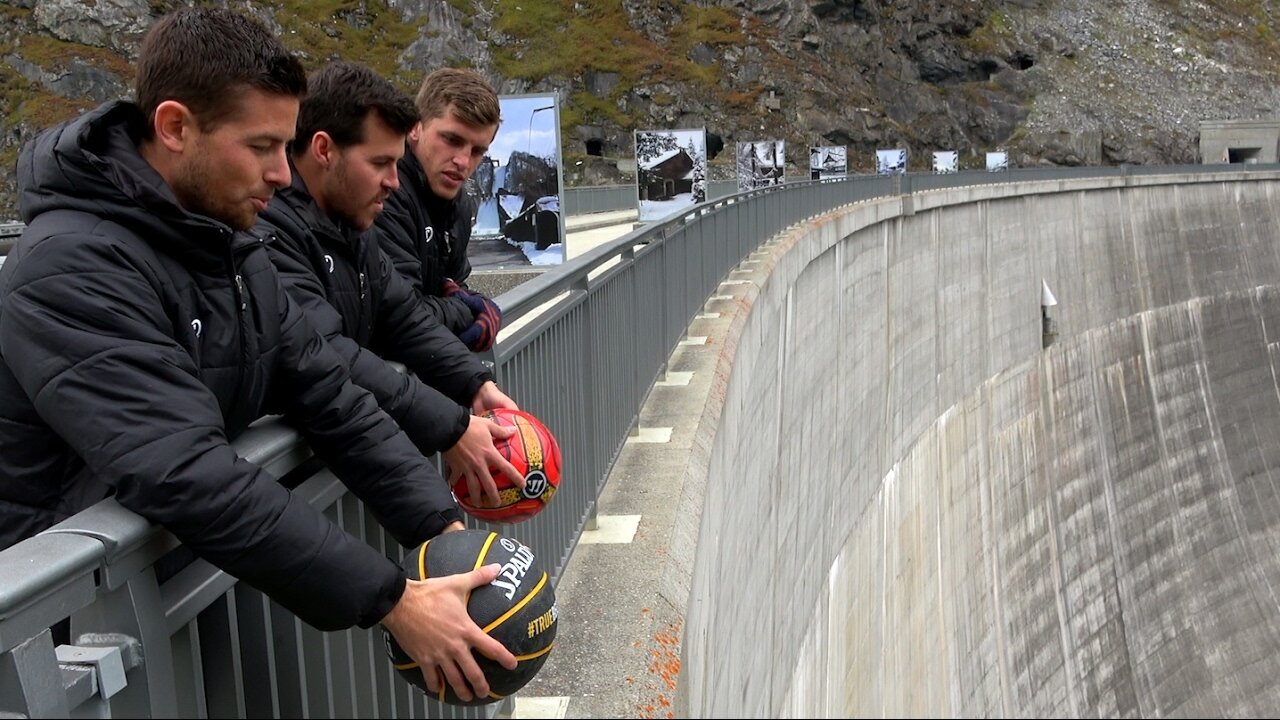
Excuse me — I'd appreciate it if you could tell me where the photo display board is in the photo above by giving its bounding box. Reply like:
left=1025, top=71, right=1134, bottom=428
left=635, top=128, right=708, bottom=223
left=468, top=93, right=565, bottom=266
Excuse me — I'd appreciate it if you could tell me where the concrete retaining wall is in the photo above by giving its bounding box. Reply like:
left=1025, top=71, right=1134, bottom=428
left=680, top=175, right=1280, bottom=716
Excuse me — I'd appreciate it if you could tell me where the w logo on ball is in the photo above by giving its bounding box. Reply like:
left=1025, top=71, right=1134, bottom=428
left=522, top=470, right=549, bottom=499
left=454, top=408, right=561, bottom=524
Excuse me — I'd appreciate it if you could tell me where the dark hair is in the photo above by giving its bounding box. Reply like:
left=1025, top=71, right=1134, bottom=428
left=293, top=61, right=418, bottom=153
left=414, top=68, right=501, bottom=128
left=135, top=8, right=306, bottom=137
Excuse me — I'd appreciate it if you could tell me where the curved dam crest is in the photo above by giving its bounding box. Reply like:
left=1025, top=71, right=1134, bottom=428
left=678, top=175, right=1280, bottom=717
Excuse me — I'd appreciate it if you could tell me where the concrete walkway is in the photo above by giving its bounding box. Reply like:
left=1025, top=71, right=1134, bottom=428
left=564, top=208, right=638, bottom=236
left=507, top=269, right=736, bottom=720
left=500, top=209, right=752, bottom=719
left=564, top=210, right=640, bottom=261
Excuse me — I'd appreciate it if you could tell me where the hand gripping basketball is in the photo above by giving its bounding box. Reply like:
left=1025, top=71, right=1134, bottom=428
left=452, top=408, right=562, bottom=524
left=382, top=529, right=558, bottom=706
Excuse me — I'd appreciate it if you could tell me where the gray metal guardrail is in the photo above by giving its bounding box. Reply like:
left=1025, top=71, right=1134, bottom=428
left=1, top=162, right=1277, bottom=718
left=538, top=178, right=780, bottom=216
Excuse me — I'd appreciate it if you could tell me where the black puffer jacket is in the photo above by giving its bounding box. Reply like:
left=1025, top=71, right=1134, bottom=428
left=373, top=148, right=479, bottom=334
left=0, top=101, right=452, bottom=631
left=256, top=171, right=495, bottom=454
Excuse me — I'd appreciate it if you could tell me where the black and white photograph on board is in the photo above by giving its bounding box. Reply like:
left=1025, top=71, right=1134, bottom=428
left=810, top=145, right=847, bottom=179
left=876, top=148, right=907, bottom=175
left=737, top=140, right=786, bottom=191
left=932, top=151, right=959, bottom=174
left=467, top=93, right=565, bottom=267
left=635, top=128, right=708, bottom=223
left=986, top=151, right=1009, bottom=172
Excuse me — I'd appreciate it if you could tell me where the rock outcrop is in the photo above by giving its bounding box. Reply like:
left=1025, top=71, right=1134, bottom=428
left=0, top=0, right=1277, bottom=217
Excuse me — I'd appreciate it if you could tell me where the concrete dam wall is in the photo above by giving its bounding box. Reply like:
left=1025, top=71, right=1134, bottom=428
left=678, top=174, right=1280, bottom=717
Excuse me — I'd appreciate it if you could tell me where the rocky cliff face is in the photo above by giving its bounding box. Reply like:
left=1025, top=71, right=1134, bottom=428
left=1, top=0, right=1278, bottom=218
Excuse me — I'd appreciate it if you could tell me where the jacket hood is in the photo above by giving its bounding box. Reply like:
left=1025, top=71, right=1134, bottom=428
left=17, top=101, right=233, bottom=255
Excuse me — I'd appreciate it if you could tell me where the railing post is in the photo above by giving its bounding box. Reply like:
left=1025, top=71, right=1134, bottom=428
left=0, top=631, right=69, bottom=718
left=71, top=570, right=178, bottom=717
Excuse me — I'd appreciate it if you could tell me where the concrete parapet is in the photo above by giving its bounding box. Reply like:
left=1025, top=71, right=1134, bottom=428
left=678, top=175, right=1280, bottom=717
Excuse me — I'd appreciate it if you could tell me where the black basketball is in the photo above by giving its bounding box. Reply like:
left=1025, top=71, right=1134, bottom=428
left=382, top=529, right=557, bottom=706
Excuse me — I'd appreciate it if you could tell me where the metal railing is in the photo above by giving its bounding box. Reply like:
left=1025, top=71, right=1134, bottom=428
left=558, top=179, right=780, bottom=215
left=2, top=163, right=1278, bottom=718
left=560, top=185, right=637, bottom=215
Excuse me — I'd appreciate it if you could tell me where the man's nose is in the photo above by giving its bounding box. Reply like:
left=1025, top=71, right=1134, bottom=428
left=265, top=147, right=291, bottom=188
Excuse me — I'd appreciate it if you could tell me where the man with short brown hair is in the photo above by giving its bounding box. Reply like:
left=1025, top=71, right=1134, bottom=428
left=374, top=68, right=505, bottom=352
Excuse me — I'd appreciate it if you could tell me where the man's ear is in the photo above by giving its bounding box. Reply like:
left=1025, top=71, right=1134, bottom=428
left=408, top=121, right=422, bottom=143
left=311, top=131, right=335, bottom=169
left=152, top=100, right=195, bottom=153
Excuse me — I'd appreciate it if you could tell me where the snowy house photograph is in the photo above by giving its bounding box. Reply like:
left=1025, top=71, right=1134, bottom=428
left=876, top=148, right=907, bottom=175
left=737, top=140, right=786, bottom=191
left=809, top=145, right=847, bottom=179
left=635, top=128, right=707, bottom=223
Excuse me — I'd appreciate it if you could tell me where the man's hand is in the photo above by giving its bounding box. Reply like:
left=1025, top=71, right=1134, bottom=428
left=381, top=565, right=517, bottom=702
left=457, top=295, right=502, bottom=352
left=471, top=380, right=518, bottom=415
left=444, top=280, right=502, bottom=351
left=444, top=414, right=526, bottom=507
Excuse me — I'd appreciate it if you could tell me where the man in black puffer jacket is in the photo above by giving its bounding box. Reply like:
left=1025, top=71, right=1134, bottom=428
left=0, top=9, right=511, bottom=702
left=256, top=61, right=524, bottom=507
left=374, top=68, right=504, bottom=352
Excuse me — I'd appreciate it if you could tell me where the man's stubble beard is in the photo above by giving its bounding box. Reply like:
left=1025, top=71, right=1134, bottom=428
left=172, top=148, right=256, bottom=231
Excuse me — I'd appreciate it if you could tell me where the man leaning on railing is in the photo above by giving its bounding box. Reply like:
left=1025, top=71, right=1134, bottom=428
left=0, top=7, right=513, bottom=703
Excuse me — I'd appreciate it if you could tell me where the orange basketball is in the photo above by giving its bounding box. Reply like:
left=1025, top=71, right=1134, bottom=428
left=453, top=408, right=561, bottom=523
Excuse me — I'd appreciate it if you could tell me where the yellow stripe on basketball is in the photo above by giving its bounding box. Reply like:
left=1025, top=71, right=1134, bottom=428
left=482, top=571, right=548, bottom=633
left=463, top=531, right=500, bottom=608
left=475, top=532, right=498, bottom=571
left=515, top=415, right=543, bottom=469
left=516, top=642, right=555, bottom=661
left=393, top=660, right=418, bottom=670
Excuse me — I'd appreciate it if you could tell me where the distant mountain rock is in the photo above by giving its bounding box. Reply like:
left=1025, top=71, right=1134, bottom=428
left=1, top=0, right=1278, bottom=218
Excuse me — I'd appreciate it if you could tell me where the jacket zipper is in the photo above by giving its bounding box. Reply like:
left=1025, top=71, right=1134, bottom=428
left=227, top=241, right=251, bottom=420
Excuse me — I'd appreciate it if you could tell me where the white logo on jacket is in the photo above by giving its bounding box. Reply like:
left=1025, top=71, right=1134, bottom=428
left=191, top=319, right=203, bottom=338
left=423, top=226, right=434, bottom=244
left=324, top=254, right=335, bottom=273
